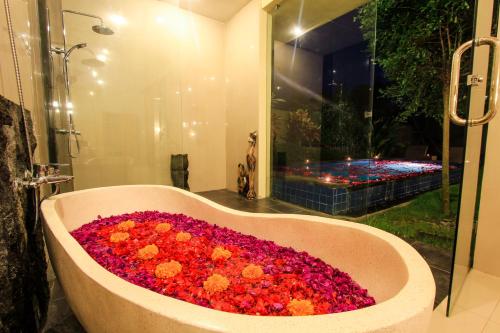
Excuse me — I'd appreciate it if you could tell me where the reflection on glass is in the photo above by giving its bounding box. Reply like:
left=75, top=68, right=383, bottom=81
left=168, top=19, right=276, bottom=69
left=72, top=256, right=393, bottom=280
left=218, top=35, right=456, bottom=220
left=271, top=0, right=473, bottom=310
left=271, top=2, right=374, bottom=218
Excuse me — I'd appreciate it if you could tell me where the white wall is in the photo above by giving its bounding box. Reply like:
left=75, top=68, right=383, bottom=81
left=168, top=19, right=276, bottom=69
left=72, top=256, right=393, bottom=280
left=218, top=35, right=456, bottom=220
left=224, top=0, right=262, bottom=193
left=0, top=0, right=33, bottom=108
left=2, top=0, right=268, bottom=195
left=61, top=0, right=227, bottom=192
left=0, top=0, right=49, bottom=166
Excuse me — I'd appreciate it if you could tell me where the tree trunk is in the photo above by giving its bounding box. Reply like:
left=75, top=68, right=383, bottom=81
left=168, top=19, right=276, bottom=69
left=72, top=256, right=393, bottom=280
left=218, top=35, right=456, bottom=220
left=442, top=84, right=451, bottom=217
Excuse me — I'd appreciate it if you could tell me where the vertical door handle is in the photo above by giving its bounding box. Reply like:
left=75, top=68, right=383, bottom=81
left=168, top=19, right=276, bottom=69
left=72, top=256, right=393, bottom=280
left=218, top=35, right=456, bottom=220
left=449, top=37, right=500, bottom=126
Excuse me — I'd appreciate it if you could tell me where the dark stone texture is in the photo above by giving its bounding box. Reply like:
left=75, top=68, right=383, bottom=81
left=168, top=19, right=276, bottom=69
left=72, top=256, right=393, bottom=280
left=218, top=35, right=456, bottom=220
left=0, top=95, right=49, bottom=332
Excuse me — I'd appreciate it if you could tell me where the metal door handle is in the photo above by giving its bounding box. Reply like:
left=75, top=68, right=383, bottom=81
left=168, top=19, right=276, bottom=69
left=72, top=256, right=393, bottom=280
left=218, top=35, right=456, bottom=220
left=449, top=36, right=500, bottom=126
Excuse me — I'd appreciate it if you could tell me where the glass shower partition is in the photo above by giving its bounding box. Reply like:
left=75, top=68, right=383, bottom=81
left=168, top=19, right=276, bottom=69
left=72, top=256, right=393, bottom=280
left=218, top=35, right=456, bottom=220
left=43, top=0, right=229, bottom=193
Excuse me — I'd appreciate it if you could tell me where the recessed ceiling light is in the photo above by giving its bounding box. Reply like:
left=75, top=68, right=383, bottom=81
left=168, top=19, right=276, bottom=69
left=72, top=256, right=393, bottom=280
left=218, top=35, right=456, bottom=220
left=96, top=54, right=107, bottom=62
left=292, top=26, right=304, bottom=37
left=109, top=14, right=127, bottom=26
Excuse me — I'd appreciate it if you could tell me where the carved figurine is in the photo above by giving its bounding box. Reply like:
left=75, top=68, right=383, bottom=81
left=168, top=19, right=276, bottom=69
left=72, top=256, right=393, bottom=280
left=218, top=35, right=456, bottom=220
left=246, top=131, right=257, bottom=200
left=237, top=163, right=249, bottom=196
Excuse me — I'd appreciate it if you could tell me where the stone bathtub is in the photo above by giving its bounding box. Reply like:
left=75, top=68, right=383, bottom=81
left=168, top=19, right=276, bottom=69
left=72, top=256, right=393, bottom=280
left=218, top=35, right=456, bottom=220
left=41, top=185, right=435, bottom=333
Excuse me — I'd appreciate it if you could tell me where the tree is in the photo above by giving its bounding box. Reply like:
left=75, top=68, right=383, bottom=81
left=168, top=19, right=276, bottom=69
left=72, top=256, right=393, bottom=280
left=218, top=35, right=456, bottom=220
left=358, top=0, right=474, bottom=217
left=287, top=109, right=321, bottom=147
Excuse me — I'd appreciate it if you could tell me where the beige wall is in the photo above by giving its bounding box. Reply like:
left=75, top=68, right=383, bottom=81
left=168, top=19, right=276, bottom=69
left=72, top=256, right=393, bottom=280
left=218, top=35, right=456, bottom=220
left=60, top=0, right=227, bottom=192
left=224, top=0, right=262, bottom=193
left=0, top=0, right=33, bottom=109
left=0, top=0, right=49, bottom=166
left=3, top=0, right=269, bottom=195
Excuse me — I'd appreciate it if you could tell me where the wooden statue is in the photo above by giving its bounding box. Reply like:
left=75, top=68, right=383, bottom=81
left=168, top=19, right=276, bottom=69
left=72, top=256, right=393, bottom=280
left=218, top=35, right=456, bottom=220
left=237, top=163, right=249, bottom=196
left=246, top=131, right=257, bottom=200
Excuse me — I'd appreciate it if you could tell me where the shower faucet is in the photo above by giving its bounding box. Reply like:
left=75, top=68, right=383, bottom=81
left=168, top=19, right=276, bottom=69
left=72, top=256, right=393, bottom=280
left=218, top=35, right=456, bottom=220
left=16, top=163, right=73, bottom=190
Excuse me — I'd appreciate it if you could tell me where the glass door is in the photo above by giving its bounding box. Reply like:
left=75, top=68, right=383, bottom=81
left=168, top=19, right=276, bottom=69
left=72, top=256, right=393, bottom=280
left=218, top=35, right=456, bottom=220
left=447, top=0, right=500, bottom=315
left=269, top=0, right=498, bottom=312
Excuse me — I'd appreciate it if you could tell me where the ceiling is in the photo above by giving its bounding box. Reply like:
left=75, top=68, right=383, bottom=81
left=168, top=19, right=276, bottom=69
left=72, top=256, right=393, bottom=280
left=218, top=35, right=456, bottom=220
left=272, top=0, right=368, bottom=43
left=160, top=0, right=252, bottom=22
left=292, top=11, right=364, bottom=55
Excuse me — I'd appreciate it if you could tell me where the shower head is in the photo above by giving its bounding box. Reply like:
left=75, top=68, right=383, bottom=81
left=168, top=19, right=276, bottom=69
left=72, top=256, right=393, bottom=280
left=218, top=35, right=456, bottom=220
left=92, top=24, right=114, bottom=35
left=64, top=43, right=87, bottom=60
left=61, top=10, right=115, bottom=36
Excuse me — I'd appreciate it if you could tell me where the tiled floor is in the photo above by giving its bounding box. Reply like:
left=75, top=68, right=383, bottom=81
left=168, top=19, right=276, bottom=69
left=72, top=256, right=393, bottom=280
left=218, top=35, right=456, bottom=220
left=43, top=189, right=454, bottom=332
left=429, top=270, right=500, bottom=333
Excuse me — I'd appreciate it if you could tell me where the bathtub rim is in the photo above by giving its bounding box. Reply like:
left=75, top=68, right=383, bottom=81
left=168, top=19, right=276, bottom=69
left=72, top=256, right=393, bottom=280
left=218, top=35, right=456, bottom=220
left=41, top=185, right=435, bottom=333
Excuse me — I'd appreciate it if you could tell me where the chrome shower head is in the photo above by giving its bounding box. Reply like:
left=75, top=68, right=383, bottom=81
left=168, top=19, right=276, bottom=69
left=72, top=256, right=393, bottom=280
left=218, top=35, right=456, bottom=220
left=64, top=43, right=87, bottom=60
left=92, top=24, right=114, bottom=35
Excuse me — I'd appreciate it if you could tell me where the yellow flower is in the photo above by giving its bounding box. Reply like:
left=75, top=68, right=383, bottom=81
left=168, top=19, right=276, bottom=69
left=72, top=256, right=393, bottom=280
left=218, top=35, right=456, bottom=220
left=242, top=264, right=264, bottom=279
left=137, top=244, right=159, bottom=260
left=211, top=246, right=232, bottom=261
left=117, top=220, right=135, bottom=231
left=287, top=299, right=314, bottom=316
left=203, top=274, right=230, bottom=294
left=110, top=232, right=129, bottom=243
left=155, top=223, right=172, bottom=233
left=175, top=232, right=192, bottom=242
left=155, top=260, right=182, bottom=279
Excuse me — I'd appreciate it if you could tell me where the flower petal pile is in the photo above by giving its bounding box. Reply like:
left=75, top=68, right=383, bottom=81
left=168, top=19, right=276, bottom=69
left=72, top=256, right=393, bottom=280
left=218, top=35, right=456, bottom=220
left=71, top=211, right=376, bottom=316
left=282, top=159, right=458, bottom=187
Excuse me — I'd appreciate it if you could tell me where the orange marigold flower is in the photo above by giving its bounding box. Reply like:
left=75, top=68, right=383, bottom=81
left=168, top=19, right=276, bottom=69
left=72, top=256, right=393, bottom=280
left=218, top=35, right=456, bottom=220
left=211, top=246, right=232, bottom=261
left=176, top=232, right=192, bottom=242
left=155, top=260, right=182, bottom=279
left=117, top=220, right=135, bottom=231
left=155, top=222, right=172, bottom=233
left=137, top=244, right=159, bottom=260
left=242, top=264, right=264, bottom=279
left=287, top=299, right=314, bottom=316
left=203, top=274, right=230, bottom=294
left=110, top=232, right=129, bottom=243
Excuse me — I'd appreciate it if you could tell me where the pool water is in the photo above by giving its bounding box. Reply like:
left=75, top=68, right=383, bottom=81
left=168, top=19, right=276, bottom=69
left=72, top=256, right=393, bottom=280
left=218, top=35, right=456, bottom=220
left=284, top=159, right=447, bottom=186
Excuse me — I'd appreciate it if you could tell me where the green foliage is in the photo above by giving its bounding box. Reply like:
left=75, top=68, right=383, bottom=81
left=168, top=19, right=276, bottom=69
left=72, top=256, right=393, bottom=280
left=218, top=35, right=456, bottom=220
left=287, top=109, right=321, bottom=147
left=358, top=0, right=474, bottom=122
left=321, top=97, right=370, bottom=160
left=364, top=185, right=460, bottom=249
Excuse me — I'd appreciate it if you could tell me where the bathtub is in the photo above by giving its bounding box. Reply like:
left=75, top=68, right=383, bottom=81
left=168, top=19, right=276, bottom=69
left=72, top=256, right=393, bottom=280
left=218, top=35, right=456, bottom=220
left=41, top=185, right=435, bottom=333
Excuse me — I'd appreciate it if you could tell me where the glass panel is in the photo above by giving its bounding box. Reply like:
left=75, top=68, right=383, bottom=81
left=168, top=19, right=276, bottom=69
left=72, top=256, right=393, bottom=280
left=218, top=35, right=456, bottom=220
left=271, top=0, right=375, bottom=218
left=45, top=0, right=230, bottom=193
left=271, top=0, right=477, bottom=310
left=448, top=0, right=500, bottom=315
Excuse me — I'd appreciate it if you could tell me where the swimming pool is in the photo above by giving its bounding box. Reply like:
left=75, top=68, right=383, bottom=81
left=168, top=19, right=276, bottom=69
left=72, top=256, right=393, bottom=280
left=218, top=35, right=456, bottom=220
left=282, top=159, right=448, bottom=187
left=273, top=159, right=461, bottom=215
